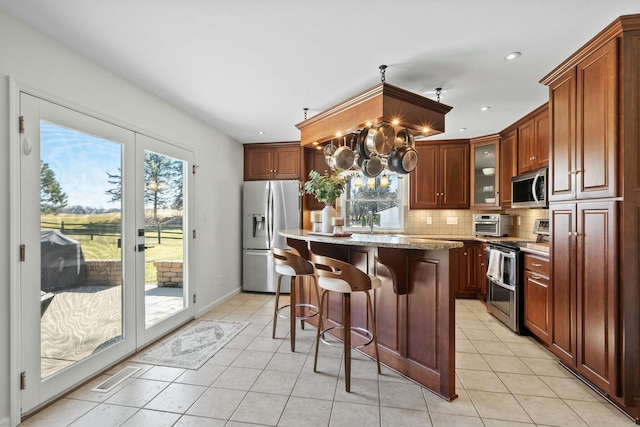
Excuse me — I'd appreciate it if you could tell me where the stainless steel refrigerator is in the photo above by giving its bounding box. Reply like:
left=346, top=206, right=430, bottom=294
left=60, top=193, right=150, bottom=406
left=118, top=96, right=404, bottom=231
left=242, top=180, right=301, bottom=293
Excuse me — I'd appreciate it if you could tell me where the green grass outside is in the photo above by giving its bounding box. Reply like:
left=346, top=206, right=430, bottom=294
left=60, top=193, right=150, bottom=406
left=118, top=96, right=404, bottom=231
left=41, top=212, right=184, bottom=283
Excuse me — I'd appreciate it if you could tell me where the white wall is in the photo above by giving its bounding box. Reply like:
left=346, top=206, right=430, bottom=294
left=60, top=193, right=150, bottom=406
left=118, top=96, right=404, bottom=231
left=0, top=10, right=243, bottom=425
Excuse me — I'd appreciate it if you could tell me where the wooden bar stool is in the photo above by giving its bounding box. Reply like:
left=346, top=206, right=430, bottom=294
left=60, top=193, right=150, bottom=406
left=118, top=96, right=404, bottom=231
left=311, top=254, right=381, bottom=392
left=272, top=247, right=321, bottom=352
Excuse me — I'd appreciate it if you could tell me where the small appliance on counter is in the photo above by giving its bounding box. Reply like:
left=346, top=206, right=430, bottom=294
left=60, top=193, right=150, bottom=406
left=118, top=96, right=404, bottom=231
left=473, top=213, right=510, bottom=237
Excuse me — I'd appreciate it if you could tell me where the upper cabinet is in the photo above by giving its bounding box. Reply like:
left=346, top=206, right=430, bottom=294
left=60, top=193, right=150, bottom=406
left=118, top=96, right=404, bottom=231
left=410, top=141, right=469, bottom=209
left=500, top=131, right=518, bottom=209
left=547, top=38, right=618, bottom=202
left=518, top=107, right=550, bottom=173
left=470, top=135, right=500, bottom=209
left=244, top=142, right=302, bottom=181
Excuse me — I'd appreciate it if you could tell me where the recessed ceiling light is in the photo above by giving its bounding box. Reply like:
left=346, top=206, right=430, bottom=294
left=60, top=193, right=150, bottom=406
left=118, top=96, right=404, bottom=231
left=258, top=131, right=265, bottom=135
left=458, top=127, right=467, bottom=132
left=481, top=106, right=491, bottom=111
left=504, top=52, right=521, bottom=60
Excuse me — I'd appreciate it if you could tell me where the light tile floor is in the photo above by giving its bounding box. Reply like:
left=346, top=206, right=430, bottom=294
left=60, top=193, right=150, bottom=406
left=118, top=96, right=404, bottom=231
left=21, top=294, right=635, bottom=426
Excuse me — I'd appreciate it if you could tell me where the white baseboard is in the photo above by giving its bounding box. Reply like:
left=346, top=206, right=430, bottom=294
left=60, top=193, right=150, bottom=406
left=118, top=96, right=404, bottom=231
left=196, top=287, right=242, bottom=318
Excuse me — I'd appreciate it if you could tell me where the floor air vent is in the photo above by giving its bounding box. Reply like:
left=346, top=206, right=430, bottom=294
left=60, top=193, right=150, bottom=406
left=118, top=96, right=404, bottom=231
left=91, top=366, right=140, bottom=393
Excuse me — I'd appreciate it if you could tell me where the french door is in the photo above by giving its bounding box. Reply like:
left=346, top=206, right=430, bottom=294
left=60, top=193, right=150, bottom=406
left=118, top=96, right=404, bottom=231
left=135, top=134, right=194, bottom=345
left=18, top=93, right=194, bottom=414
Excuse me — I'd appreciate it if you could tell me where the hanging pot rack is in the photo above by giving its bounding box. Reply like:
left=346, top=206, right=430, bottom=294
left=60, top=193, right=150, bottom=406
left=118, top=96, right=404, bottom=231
left=296, top=66, right=452, bottom=178
left=296, top=66, right=452, bottom=147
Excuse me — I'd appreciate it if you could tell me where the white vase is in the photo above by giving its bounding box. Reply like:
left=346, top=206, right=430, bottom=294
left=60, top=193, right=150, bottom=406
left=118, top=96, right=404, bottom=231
left=321, top=204, right=337, bottom=234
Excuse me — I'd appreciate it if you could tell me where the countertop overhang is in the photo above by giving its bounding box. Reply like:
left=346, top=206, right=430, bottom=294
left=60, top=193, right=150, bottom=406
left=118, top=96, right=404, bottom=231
left=279, top=229, right=464, bottom=250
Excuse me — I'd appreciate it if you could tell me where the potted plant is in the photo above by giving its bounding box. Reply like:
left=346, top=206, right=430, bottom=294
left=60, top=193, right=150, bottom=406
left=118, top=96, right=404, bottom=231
left=304, top=169, right=349, bottom=233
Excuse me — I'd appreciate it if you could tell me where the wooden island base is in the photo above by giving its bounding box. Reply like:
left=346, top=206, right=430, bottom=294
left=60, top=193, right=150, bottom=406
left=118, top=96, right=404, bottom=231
left=284, top=233, right=459, bottom=401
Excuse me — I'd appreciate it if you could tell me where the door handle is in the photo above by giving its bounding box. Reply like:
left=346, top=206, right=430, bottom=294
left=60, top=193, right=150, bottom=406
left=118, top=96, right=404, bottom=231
left=137, top=244, right=155, bottom=252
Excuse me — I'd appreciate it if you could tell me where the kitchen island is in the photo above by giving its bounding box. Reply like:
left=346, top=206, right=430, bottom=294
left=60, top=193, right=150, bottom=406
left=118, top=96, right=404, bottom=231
left=279, top=229, right=463, bottom=401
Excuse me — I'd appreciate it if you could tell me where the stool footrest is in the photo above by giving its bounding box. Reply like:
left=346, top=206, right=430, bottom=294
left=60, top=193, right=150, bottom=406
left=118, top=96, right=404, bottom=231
left=276, top=303, right=319, bottom=321
left=319, top=326, right=374, bottom=349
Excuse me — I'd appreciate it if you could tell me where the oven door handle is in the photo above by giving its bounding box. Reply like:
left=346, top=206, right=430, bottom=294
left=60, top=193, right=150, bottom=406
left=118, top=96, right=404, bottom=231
left=487, top=277, right=516, bottom=292
left=487, top=248, right=516, bottom=259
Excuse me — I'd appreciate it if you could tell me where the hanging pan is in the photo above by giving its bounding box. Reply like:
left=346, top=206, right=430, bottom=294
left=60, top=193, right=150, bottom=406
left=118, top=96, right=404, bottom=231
left=356, top=127, right=371, bottom=161
left=332, top=135, right=355, bottom=170
left=324, top=140, right=337, bottom=170
left=395, top=128, right=415, bottom=148
left=362, top=155, right=383, bottom=177
left=388, top=145, right=419, bottom=174
left=366, top=123, right=395, bottom=156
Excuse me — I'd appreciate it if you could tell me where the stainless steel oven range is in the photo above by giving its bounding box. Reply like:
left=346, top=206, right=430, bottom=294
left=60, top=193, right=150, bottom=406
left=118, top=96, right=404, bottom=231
left=485, top=240, right=525, bottom=334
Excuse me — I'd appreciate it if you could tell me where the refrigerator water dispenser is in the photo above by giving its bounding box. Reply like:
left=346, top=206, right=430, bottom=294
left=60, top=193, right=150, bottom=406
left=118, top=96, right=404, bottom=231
left=253, top=214, right=265, bottom=238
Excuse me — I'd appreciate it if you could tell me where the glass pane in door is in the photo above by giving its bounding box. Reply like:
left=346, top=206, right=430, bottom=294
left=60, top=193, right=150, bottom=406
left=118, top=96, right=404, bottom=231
left=473, top=143, right=497, bottom=205
left=143, top=150, right=186, bottom=327
left=40, top=121, right=123, bottom=378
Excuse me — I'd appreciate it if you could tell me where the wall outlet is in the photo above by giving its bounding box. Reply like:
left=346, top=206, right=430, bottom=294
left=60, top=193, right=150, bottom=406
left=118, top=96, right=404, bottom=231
left=446, top=216, right=458, bottom=225
left=218, top=274, right=223, bottom=286
left=426, top=216, right=433, bottom=225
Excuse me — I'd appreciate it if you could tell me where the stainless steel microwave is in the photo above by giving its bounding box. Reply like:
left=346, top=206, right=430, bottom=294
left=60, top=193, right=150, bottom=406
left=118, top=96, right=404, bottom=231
left=511, top=168, right=548, bottom=208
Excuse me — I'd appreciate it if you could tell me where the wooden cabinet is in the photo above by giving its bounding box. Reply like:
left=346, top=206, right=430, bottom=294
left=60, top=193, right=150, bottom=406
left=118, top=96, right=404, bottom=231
left=244, top=142, right=301, bottom=181
left=304, top=147, right=330, bottom=212
left=410, top=141, right=469, bottom=209
left=500, top=131, right=518, bottom=209
left=549, top=201, right=617, bottom=394
left=524, top=253, right=551, bottom=344
left=470, top=135, right=500, bottom=209
left=548, top=38, right=618, bottom=202
left=453, top=241, right=485, bottom=299
left=518, top=108, right=549, bottom=174
left=474, top=243, right=487, bottom=298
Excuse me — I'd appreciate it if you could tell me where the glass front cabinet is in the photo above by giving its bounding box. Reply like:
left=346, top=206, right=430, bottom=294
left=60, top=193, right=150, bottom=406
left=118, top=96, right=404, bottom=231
left=470, top=135, right=500, bottom=209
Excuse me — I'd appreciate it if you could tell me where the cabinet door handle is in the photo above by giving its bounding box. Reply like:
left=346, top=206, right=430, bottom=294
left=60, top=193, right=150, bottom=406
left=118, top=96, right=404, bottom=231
left=531, top=275, right=543, bottom=280
left=532, top=262, right=542, bottom=267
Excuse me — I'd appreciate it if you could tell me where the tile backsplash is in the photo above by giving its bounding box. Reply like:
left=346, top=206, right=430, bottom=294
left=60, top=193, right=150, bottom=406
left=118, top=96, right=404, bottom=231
left=404, top=207, right=548, bottom=238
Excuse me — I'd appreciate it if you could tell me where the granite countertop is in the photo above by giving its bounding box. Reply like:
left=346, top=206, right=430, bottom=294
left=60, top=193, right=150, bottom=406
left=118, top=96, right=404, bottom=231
left=279, top=229, right=464, bottom=250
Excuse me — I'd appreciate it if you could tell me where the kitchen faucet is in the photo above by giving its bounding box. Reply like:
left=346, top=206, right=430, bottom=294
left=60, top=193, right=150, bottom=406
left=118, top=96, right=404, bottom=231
left=367, top=210, right=374, bottom=234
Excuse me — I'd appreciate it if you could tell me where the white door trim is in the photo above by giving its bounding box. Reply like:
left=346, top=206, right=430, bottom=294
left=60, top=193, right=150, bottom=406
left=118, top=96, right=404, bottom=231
left=7, top=77, right=197, bottom=426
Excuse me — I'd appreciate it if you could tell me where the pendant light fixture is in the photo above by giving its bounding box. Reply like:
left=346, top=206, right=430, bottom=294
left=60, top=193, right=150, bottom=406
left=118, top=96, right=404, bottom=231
left=380, top=171, right=389, bottom=187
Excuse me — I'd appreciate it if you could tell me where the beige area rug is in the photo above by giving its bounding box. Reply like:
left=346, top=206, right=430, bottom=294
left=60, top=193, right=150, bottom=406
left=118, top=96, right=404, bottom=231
left=130, top=319, right=249, bottom=369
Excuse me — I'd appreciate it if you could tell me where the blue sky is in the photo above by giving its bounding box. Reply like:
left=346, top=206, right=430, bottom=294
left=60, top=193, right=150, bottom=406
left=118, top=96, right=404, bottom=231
left=41, top=121, right=122, bottom=209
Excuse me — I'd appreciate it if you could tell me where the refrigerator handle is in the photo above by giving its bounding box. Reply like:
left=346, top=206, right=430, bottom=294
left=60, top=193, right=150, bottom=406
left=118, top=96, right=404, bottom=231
left=269, top=184, right=276, bottom=248
left=264, top=183, right=271, bottom=247
left=265, top=183, right=273, bottom=248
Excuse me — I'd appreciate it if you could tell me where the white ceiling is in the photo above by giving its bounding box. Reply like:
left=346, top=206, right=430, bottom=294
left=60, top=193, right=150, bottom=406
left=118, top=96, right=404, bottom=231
left=1, top=1, right=638, bottom=144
